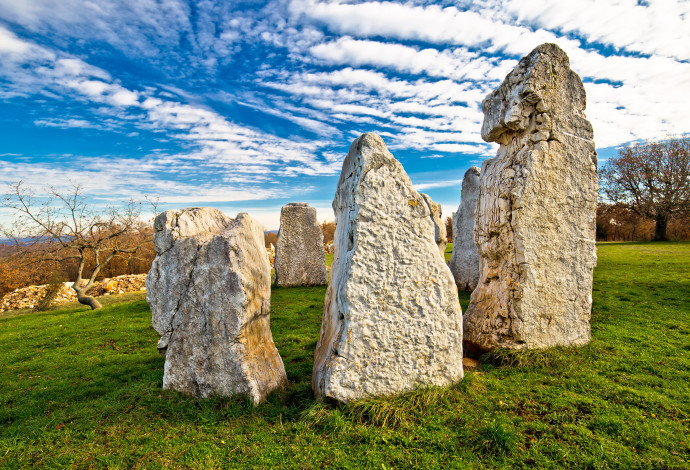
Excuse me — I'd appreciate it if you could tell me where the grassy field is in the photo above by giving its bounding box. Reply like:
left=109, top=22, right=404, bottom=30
left=0, top=242, right=688, bottom=469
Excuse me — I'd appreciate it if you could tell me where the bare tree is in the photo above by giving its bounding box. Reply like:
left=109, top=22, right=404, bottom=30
left=320, top=220, right=336, bottom=244
left=600, top=136, right=690, bottom=241
left=1, top=181, right=149, bottom=309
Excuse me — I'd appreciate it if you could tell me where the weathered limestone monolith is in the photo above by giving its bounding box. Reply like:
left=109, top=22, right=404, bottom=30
left=463, top=43, right=598, bottom=352
left=312, top=133, right=464, bottom=402
left=421, top=193, right=447, bottom=257
left=449, top=167, right=481, bottom=292
left=274, top=203, right=328, bottom=287
left=146, top=207, right=287, bottom=404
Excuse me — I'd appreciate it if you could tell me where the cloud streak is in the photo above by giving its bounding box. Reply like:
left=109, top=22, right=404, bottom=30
left=1, top=0, right=689, bottom=228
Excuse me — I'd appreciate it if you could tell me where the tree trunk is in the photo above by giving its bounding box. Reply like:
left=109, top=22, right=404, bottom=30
left=72, top=284, right=102, bottom=310
left=654, top=214, right=669, bottom=241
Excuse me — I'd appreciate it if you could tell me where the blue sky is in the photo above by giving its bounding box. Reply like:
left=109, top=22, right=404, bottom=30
left=1, top=0, right=688, bottom=229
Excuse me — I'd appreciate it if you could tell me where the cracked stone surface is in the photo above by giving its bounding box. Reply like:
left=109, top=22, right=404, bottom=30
left=312, top=133, right=463, bottom=403
left=274, top=202, right=328, bottom=287
left=464, top=43, right=598, bottom=352
left=147, top=207, right=287, bottom=404
left=449, top=167, right=481, bottom=292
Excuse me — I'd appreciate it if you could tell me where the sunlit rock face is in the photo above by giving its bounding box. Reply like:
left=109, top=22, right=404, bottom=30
left=449, top=166, right=481, bottom=292
left=274, top=202, right=328, bottom=287
left=312, top=133, right=464, bottom=403
left=464, top=43, right=598, bottom=352
left=420, top=192, right=447, bottom=258
left=147, top=207, right=287, bottom=404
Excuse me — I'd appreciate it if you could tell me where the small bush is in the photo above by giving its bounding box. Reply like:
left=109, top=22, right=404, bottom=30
left=32, top=272, right=66, bottom=312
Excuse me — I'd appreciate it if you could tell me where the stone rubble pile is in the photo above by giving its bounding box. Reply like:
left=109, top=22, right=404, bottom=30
left=89, top=274, right=148, bottom=296
left=0, top=274, right=147, bottom=312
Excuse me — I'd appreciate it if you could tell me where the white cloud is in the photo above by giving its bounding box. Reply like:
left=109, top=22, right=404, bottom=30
left=0, top=24, right=350, bottom=211
left=159, top=188, right=277, bottom=204
left=2, top=0, right=690, bottom=215
left=420, top=154, right=444, bottom=159
left=502, top=0, right=690, bottom=61
left=0, top=27, right=32, bottom=56
left=414, top=179, right=462, bottom=191
left=296, top=0, right=581, bottom=57
left=310, top=36, right=517, bottom=82
left=0, top=28, right=342, bottom=180
left=34, top=118, right=106, bottom=130
left=260, top=66, right=493, bottom=151
left=288, top=1, right=690, bottom=150
left=429, top=143, right=491, bottom=154
left=0, top=154, right=282, bottom=218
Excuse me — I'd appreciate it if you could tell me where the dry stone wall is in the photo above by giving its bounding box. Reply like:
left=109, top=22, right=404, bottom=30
left=312, top=133, right=463, bottom=403
left=464, top=43, right=598, bottom=352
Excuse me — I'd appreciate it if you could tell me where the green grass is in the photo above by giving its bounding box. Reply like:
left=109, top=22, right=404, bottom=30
left=1, top=242, right=689, bottom=468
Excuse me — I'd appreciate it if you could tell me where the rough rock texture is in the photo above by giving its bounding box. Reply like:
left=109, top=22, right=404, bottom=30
left=266, top=243, right=275, bottom=267
left=312, top=133, right=463, bottom=403
left=274, top=203, right=328, bottom=287
left=464, top=43, right=598, bottom=352
left=146, top=207, right=287, bottom=404
left=449, top=167, right=481, bottom=292
left=421, top=193, right=447, bottom=257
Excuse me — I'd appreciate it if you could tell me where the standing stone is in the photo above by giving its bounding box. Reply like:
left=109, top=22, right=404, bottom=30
left=274, top=203, right=328, bottom=287
left=147, top=207, right=287, bottom=404
left=420, top=193, right=447, bottom=257
left=449, top=167, right=481, bottom=292
left=312, top=133, right=463, bottom=403
left=464, top=43, right=598, bottom=352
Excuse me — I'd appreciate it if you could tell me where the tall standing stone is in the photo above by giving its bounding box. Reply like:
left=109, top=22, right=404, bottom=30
left=274, top=203, right=328, bottom=287
left=312, top=133, right=463, bottom=403
left=147, top=207, right=287, bottom=404
left=421, top=193, right=447, bottom=257
left=449, top=167, right=481, bottom=292
left=464, top=43, right=598, bottom=352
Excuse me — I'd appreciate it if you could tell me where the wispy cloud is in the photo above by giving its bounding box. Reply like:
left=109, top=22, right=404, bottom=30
left=415, top=179, right=463, bottom=191
left=0, top=0, right=689, bottom=227
left=295, top=0, right=579, bottom=56
left=310, top=37, right=516, bottom=83
left=0, top=24, right=343, bottom=205
left=34, top=117, right=114, bottom=130
left=287, top=0, right=690, bottom=148
left=502, top=0, right=690, bottom=61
